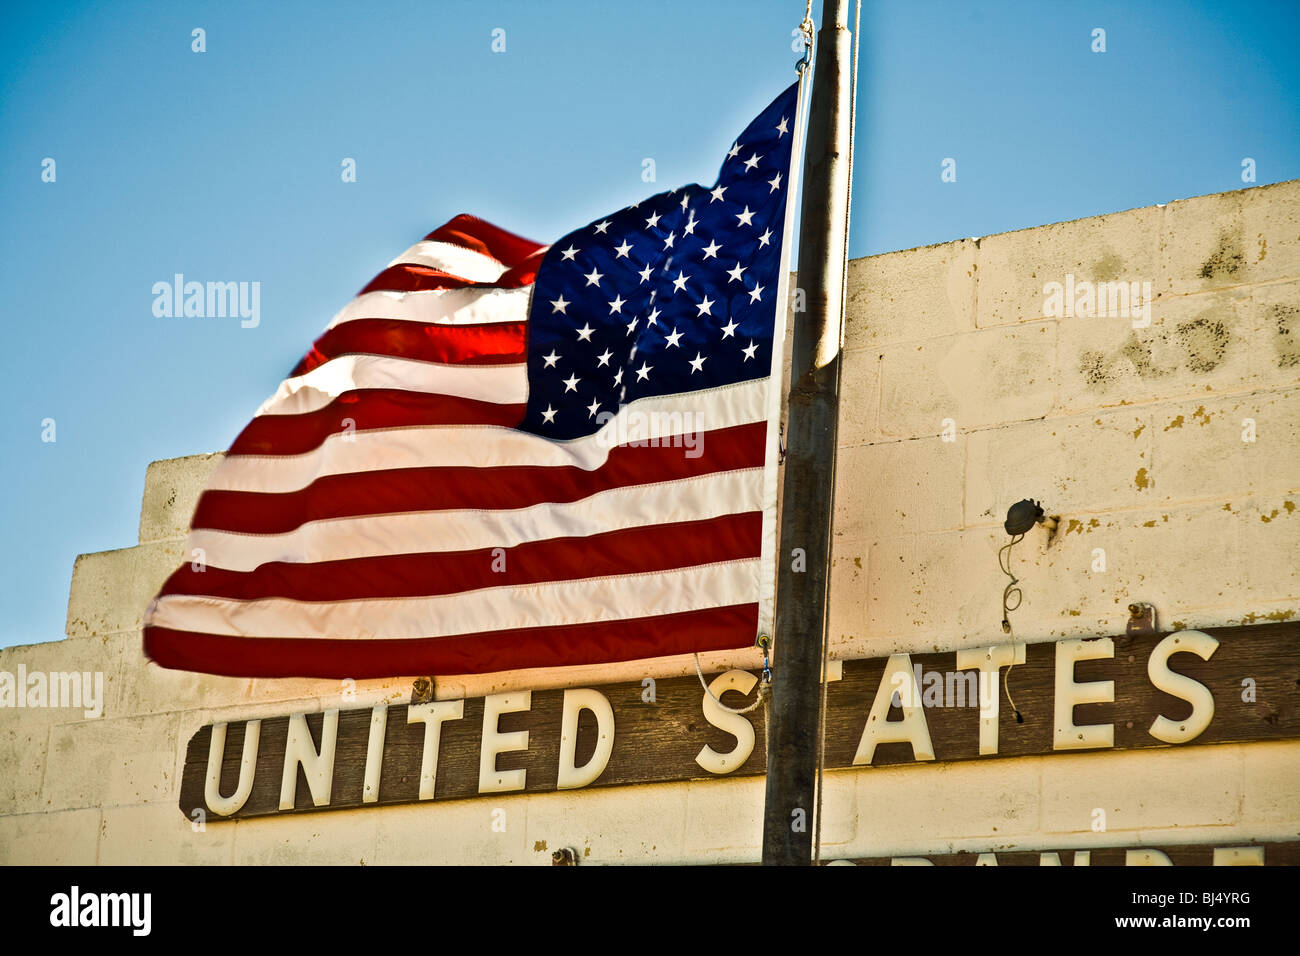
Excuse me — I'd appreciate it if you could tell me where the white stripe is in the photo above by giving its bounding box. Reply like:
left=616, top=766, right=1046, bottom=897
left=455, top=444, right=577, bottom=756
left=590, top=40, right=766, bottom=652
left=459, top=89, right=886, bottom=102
left=387, top=240, right=508, bottom=282
left=253, top=354, right=527, bottom=417
left=215, top=378, right=767, bottom=493
left=327, top=287, right=532, bottom=330
left=148, top=559, right=760, bottom=640
left=188, top=468, right=763, bottom=572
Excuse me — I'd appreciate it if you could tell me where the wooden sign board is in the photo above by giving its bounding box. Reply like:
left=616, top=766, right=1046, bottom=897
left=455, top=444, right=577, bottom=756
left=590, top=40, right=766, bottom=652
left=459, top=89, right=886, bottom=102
left=179, top=622, right=1300, bottom=821
left=834, top=841, right=1300, bottom=866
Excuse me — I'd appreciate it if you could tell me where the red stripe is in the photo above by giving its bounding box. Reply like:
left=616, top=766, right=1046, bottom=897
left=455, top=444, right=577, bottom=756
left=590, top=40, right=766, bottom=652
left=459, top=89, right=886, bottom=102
left=194, top=422, right=766, bottom=534
left=227, top=389, right=525, bottom=457
left=162, top=511, right=760, bottom=602
left=359, top=256, right=543, bottom=295
left=143, top=603, right=758, bottom=678
left=423, top=214, right=544, bottom=269
left=290, top=320, right=526, bottom=377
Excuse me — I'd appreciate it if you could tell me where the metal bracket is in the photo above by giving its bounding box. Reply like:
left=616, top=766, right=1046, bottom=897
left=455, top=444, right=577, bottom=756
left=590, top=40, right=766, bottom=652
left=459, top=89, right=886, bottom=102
left=410, top=677, right=435, bottom=705
left=1126, top=603, right=1157, bottom=638
left=551, top=847, right=579, bottom=866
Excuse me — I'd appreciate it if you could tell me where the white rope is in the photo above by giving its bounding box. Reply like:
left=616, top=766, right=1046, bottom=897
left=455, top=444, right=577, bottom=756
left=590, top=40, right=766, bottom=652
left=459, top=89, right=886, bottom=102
left=694, top=653, right=769, bottom=714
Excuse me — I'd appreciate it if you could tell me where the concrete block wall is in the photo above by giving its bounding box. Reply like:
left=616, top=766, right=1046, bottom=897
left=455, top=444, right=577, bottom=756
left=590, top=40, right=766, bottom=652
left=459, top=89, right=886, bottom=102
left=1, top=180, right=1297, bottom=864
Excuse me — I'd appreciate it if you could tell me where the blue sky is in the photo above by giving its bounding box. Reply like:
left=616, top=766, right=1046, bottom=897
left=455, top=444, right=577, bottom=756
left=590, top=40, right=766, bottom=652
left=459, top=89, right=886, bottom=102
left=2, top=0, right=1298, bottom=648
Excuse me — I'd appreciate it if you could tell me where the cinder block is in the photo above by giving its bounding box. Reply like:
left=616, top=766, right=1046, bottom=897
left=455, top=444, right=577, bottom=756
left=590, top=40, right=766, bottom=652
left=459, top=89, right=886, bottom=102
left=111, top=651, right=252, bottom=723
left=0, top=724, right=47, bottom=815
left=851, top=757, right=1041, bottom=849
left=879, top=322, right=1058, bottom=437
left=683, top=775, right=764, bottom=856
left=977, top=205, right=1160, bottom=328
left=0, top=808, right=101, bottom=864
left=965, top=407, right=1152, bottom=527
left=844, top=238, right=977, bottom=349
left=1158, top=188, right=1249, bottom=297
left=1055, top=286, right=1266, bottom=414
left=65, top=540, right=186, bottom=639
left=523, top=782, right=688, bottom=864
left=99, top=802, right=234, bottom=864
left=835, top=438, right=964, bottom=538
left=40, top=713, right=181, bottom=811
left=1242, top=180, right=1300, bottom=285
left=1240, top=741, right=1300, bottom=830
left=1041, top=746, right=1241, bottom=833
left=1252, top=280, right=1300, bottom=378
left=0, top=634, right=120, bottom=728
left=368, top=796, right=527, bottom=865
left=1150, top=388, right=1300, bottom=506
left=838, top=347, right=881, bottom=446
left=233, top=808, right=380, bottom=865
left=137, top=453, right=223, bottom=544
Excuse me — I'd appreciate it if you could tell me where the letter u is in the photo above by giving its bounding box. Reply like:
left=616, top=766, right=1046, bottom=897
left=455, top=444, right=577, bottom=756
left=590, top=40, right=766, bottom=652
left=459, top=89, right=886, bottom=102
left=205, top=720, right=261, bottom=816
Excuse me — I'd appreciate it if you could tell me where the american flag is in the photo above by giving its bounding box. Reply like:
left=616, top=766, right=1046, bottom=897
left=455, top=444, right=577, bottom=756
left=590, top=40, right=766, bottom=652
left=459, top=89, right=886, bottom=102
left=143, top=82, right=800, bottom=679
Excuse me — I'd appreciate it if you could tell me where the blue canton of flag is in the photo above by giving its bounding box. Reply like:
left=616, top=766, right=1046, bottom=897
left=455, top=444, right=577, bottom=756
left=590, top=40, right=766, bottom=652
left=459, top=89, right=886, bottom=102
left=523, top=83, right=798, bottom=439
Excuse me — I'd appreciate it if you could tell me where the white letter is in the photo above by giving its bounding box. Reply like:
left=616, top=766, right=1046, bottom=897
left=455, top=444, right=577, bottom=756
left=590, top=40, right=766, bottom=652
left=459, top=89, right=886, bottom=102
left=1054, top=639, right=1114, bottom=750
left=479, top=692, right=530, bottom=793
left=205, top=720, right=261, bottom=816
left=279, top=710, right=338, bottom=809
left=557, top=689, right=615, bottom=789
left=854, top=654, right=935, bottom=765
left=407, top=699, right=464, bottom=800
left=955, top=643, right=1025, bottom=754
left=1147, top=630, right=1218, bottom=744
left=695, top=669, right=758, bottom=774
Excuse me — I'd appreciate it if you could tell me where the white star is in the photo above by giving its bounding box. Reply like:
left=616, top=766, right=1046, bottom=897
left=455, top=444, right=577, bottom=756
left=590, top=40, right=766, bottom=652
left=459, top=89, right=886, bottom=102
left=645, top=211, right=661, bottom=229
left=626, top=316, right=638, bottom=335
left=757, top=228, right=773, bottom=247
left=562, top=373, right=580, bottom=392
left=663, top=231, right=675, bottom=250
left=679, top=193, right=690, bottom=212
left=735, top=206, right=755, bottom=227
left=696, top=296, right=715, bottom=317
left=683, top=213, right=698, bottom=236
left=584, top=268, right=604, bottom=287
left=542, top=349, right=560, bottom=368
left=587, top=398, right=601, bottom=418
left=748, top=283, right=765, bottom=303
left=636, top=362, right=652, bottom=382
left=614, top=238, right=633, bottom=258
left=728, top=142, right=742, bottom=159
left=672, top=271, right=690, bottom=293
left=776, top=116, right=788, bottom=137
left=638, top=263, right=654, bottom=284
left=710, top=184, right=726, bottom=203
left=596, top=349, right=613, bottom=367
left=689, top=352, right=707, bottom=374
left=613, top=367, right=624, bottom=385
left=550, top=295, right=570, bottom=314
left=701, top=239, right=721, bottom=260
left=608, top=294, right=626, bottom=314
left=646, top=306, right=661, bottom=326
left=742, top=340, right=759, bottom=361
left=594, top=220, right=611, bottom=234
left=541, top=404, right=557, bottom=423
left=576, top=323, right=595, bottom=341
left=720, top=318, right=738, bottom=338
left=768, top=172, right=783, bottom=193
left=726, top=262, right=746, bottom=283
left=665, top=327, right=684, bottom=348
left=560, top=245, right=579, bottom=262
left=744, top=153, right=762, bottom=171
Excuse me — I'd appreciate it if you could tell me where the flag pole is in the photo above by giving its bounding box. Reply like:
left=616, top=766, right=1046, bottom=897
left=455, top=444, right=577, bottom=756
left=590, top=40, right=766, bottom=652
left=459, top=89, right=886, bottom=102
left=761, top=0, right=854, bottom=866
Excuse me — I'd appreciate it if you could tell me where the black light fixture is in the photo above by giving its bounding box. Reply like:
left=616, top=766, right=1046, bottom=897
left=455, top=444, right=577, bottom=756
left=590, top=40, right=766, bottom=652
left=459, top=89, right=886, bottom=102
left=998, top=498, right=1056, bottom=636
left=1004, top=498, right=1045, bottom=536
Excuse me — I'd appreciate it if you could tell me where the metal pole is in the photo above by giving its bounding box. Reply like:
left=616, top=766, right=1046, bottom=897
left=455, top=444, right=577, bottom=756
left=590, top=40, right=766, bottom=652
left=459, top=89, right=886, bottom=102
left=761, top=0, right=853, bottom=866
